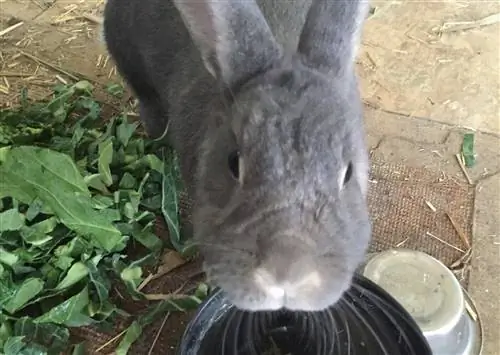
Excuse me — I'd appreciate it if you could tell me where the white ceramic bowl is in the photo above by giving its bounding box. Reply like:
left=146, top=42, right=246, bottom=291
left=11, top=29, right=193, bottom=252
left=361, top=249, right=483, bottom=355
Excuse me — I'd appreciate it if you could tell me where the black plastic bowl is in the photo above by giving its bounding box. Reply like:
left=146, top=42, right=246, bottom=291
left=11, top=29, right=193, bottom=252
left=178, top=273, right=433, bottom=355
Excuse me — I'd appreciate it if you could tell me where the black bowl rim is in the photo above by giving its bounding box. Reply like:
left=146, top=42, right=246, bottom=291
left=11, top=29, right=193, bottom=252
left=177, top=273, right=433, bottom=355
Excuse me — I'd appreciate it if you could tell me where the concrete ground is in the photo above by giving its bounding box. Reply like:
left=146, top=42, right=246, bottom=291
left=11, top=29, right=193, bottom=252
left=1, top=0, right=499, bottom=353
left=361, top=3, right=500, bottom=353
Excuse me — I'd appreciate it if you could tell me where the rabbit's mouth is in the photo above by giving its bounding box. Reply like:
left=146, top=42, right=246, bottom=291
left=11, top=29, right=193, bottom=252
left=250, top=267, right=328, bottom=311
left=219, top=276, right=349, bottom=312
left=204, top=257, right=352, bottom=312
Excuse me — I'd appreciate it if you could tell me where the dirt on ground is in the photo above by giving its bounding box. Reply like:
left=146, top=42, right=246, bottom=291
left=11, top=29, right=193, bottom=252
left=1, top=0, right=499, bottom=132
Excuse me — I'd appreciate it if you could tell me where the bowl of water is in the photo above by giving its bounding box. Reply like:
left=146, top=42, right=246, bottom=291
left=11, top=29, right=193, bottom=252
left=361, top=249, right=483, bottom=355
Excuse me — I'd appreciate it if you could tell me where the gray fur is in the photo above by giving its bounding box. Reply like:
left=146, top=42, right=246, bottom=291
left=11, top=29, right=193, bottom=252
left=103, top=0, right=372, bottom=311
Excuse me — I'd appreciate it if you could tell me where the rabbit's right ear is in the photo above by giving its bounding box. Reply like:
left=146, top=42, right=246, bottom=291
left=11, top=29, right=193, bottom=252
left=297, top=0, right=369, bottom=77
left=173, top=0, right=281, bottom=88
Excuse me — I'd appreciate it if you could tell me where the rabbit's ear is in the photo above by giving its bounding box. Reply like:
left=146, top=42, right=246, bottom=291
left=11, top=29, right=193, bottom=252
left=174, top=0, right=281, bottom=88
left=297, top=0, right=369, bottom=76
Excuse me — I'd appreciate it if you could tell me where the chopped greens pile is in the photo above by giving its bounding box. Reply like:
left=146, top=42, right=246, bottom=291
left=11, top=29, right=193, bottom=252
left=0, top=81, right=204, bottom=354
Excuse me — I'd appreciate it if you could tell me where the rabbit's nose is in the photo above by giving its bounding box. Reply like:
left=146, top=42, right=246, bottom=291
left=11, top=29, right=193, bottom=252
left=252, top=266, right=322, bottom=306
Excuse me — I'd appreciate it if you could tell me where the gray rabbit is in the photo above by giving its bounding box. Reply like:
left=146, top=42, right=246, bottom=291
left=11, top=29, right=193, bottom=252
left=103, top=0, right=372, bottom=311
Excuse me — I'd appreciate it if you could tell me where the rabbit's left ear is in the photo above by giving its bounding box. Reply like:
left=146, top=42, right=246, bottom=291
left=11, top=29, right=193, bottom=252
left=297, top=0, right=369, bottom=76
left=173, top=0, right=282, bottom=88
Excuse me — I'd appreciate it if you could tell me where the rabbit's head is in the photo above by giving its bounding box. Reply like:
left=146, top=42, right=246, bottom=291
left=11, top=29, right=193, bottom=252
left=175, top=0, right=371, bottom=311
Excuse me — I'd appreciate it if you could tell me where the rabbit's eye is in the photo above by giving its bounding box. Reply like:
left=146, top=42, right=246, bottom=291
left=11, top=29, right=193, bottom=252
left=343, top=162, right=353, bottom=185
left=228, top=150, right=240, bottom=180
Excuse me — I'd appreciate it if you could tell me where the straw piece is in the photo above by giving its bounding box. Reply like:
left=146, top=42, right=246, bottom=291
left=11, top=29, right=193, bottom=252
left=425, top=231, right=465, bottom=253
left=0, top=21, right=24, bottom=37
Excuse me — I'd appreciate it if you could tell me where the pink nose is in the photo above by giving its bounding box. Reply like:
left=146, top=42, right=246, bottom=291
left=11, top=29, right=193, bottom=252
left=252, top=266, right=322, bottom=305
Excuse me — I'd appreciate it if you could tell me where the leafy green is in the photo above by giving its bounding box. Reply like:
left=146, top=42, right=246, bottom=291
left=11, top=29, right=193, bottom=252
left=0, top=210, right=25, bottom=232
left=54, top=262, right=88, bottom=291
left=115, top=283, right=209, bottom=354
left=35, top=287, right=94, bottom=327
left=1, top=277, right=44, bottom=313
left=461, top=132, right=476, bottom=167
left=13, top=317, right=70, bottom=353
left=2, top=336, right=25, bottom=355
left=98, top=137, right=114, bottom=186
left=116, top=121, right=138, bottom=148
left=160, top=150, right=195, bottom=256
left=0, top=81, right=205, bottom=354
left=106, top=83, right=124, bottom=98
left=115, top=321, right=142, bottom=355
left=0, top=146, right=124, bottom=252
left=85, top=258, right=110, bottom=312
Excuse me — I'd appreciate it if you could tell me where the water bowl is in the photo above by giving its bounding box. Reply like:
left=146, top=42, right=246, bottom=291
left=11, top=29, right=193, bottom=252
left=361, top=249, right=483, bottom=355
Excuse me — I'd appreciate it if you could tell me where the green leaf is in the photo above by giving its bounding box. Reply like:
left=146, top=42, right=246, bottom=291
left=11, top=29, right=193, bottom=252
left=32, top=217, right=58, bottom=234
left=0, top=145, right=90, bottom=199
left=123, top=203, right=134, bottom=220
left=116, top=223, right=162, bottom=252
left=45, top=86, right=75, bottom=123
left=54, top=237, right=91, bottom=260
left=138, top=290, right=207, bottom=326
left=14, top=317, right=70, bottom=353
left=110, top=288, right=207, bottom=353
left=152, top=293, right=204, bottom=314
left=0, top=146, right=124, bottom=252
left=20, top=217, right=58, bottom=246
left=19, top=86, right=29, bottom=105
left=0, top=317, right=12, bottom=348
left=35, top=287, right=94, bottom=327
left=71, top=123, right=86, bottom=151
left=115, top=321, right=142, bottom=355
left=119, top=172, right=136, bottom=190
left=119, top=266, right=145, bottom=300
left=116, top=121, right=138, bottom=148
left=0, top=209, right=25, bottom=232
left=83, top=174, right=109, bottom=194
left=1, top=278, right=44, bottom=314
left=462, top=132, right=476, bottom=167
left=124, top=154, right=164, bottom=173
left=90, top=196, right=114, bottom=210
left=194, top=283, right=209, bottom=300
left=85, top=259, right=110, bottom=312
left=143, top=154, right=164, bottom=173
left=161, top=149, right=190, bottom=253
left=25, top=198, right=44, bottom=222
left=54, top=262, right=89, bottom=291
left=52, top=255, right=74, bottom=272
left=105, top=83, right=124, bottom=98
left=13, top=343, right=49, bottom=355
left=120, top=266, right=142, bottom=286
left=20, top=227, right=53, bottom=246
left=74, top=80, right=93, bottom=92
left=77, top=97, right=101, bottom=122
left=98, top=138, right=114, bottom=187
left=39, top=263, right=61, bottom=289
left=0, top=248, right=18, bottom=267
left=3, top=336, right=25, bottom=355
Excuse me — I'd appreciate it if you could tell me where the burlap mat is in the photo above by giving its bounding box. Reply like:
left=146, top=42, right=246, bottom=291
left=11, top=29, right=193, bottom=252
left=367, top=157, right=474, bottom=275
left=74, top=158, right=475, bottom=354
